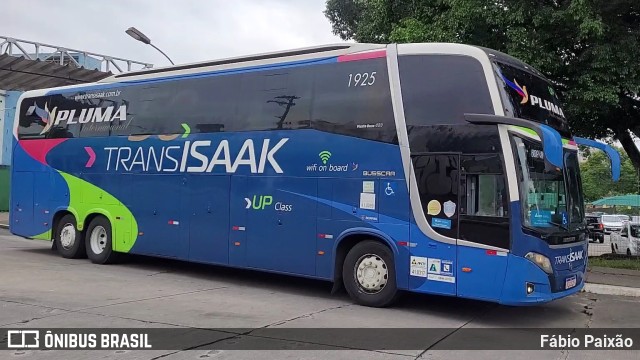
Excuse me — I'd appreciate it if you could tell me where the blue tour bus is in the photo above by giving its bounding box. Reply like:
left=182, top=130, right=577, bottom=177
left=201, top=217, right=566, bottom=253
left=10, top=43, right=620, bottom=307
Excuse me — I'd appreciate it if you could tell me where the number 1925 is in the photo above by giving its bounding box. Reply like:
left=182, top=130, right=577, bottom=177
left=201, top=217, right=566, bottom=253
left=348, top=72, right=376, bottom=87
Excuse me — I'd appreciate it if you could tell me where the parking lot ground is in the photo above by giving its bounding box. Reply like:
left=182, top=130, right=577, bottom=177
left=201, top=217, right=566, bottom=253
left=1, top=229, right=639, bottom=360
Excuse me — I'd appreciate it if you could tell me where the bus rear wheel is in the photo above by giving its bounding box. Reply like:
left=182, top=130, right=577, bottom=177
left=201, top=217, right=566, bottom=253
left=85, top=216, right=120, bottom=264
left=54, top=214, right=86, bottom=259
left=343, top=240, right=399, bottom=307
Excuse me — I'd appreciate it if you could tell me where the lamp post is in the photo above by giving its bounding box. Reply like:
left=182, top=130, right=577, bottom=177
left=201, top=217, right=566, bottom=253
left=125, top=27, right=175, bottom=65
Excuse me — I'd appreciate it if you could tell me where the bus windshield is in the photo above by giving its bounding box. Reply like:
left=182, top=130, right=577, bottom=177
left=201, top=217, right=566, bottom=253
left=512, top=135, right=584, bottom=233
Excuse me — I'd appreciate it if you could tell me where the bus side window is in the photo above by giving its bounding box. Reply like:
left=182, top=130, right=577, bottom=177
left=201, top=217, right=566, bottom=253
left=412, top=154, right=460, bottom=239
left=463, top=174, right=507, bottom=217
left=460, top=154, right=507, bottom=218
left=459, top=154, right=510, bottom=250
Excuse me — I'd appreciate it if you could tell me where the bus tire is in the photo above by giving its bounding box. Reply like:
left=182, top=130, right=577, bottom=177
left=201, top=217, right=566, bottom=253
left=54, top=214, right=86, bottom=259
left=343, top=240, right=399, bottom=307
left=85, top=216, right=120, bottom=264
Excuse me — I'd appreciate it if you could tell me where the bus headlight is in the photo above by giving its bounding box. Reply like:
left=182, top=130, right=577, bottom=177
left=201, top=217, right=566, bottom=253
left=525, top=252, right=553, bottom=274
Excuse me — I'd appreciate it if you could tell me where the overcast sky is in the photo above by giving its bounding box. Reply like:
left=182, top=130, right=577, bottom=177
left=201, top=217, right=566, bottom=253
left=1, top=0, right=343, bottom=67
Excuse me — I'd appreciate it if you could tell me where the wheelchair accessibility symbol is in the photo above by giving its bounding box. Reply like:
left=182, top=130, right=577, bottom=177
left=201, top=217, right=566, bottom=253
left=385, top=182, right=395, bottom=196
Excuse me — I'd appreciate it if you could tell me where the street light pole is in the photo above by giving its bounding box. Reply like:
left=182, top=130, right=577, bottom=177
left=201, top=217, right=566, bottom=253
left=148, top=43, right=174, bottom=65
left=125, top=27, right=175, bottom=65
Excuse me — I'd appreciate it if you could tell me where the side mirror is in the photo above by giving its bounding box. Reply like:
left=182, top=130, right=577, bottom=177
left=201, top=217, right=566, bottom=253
left=573, top=137, right=621, bottom=182
left=464, top=114, right=564, bottom=171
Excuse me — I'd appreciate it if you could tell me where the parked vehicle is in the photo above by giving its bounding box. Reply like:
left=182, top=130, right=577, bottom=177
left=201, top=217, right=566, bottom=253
left=610, top=222, right=640, bottom=256
left=585, top=214, right=605, bottom=243
left=600, top=214, right=624, bottom=234
left=617, top=214, right=630, bottom=222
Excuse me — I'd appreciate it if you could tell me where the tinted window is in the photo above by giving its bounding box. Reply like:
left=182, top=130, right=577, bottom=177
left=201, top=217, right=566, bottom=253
left=459, top=152, right=510, bottom=249
left=19, top=58, right=397, bottom=143
left=461, top=154, right=503, bottom=174
left=399, top=55, right=494, bottom=127
left=494, top=62, right=570, bottom=137
left=408, top=124, right=502, bottom=154
left=117, top=83, right=182, bottom=136
left=313, top=58, right=396, bottom=142
left=412, top=154, right=460, bottom=239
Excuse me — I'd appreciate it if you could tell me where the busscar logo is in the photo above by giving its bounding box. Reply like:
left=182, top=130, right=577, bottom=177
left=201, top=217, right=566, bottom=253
left=26, top=102, right=128, bottom=135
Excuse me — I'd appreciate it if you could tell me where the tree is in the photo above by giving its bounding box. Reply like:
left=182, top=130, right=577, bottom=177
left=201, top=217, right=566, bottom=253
left=325, top=0, right=640, bottom=167
left=580, top=148, right=638, bottom=202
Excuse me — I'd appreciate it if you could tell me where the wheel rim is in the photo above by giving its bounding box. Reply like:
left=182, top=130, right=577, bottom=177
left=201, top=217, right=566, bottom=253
left=354, top=253, right=388, bottom=294
left=90, top=226, right=108, bottom=255
left=59, top=223, right=76, bottom=250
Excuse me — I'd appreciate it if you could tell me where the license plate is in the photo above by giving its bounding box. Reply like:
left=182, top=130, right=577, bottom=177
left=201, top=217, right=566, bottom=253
left=565, top=275, right=577, bottom=289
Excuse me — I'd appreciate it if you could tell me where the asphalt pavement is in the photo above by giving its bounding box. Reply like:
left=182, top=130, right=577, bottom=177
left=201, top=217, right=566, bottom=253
left=0, top=229, right=639, bottom=359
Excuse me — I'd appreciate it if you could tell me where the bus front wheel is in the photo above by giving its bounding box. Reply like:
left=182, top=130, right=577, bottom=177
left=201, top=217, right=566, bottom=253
left=85, top=216, right=120, bottom=264
left=54, top=214, right=86, bottom=259
left=343, top=240, right=399, bottom=307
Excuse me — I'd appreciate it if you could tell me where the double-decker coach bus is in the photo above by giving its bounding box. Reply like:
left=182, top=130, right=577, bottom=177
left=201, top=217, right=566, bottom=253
left=10, top=43, right=620, bottom=307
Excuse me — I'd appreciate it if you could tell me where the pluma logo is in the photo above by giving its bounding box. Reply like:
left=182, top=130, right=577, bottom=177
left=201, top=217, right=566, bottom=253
left=25, top=102, right=56, bottom=135
left=499, top=74, right=529, bottom=104
left=26, top=102, right=127, bottom=135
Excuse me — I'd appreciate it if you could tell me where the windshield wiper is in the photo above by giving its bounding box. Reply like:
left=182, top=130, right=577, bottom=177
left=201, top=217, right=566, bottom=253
left=547, top=221, right=569, bottom=231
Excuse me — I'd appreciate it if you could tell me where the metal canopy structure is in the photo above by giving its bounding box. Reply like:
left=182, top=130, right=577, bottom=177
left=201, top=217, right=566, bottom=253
left=592, top=195, right=640, bottom=207
left=0, top=36, right=153, bottom=91
left=0, top=54, right=111, bottom=90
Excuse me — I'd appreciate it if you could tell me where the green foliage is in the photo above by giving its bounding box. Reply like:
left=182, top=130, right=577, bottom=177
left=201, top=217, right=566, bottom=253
left=325, top=0, right=640, bottom=167
left=588, top=257, right=640, bottom=271
left=580, top=148, right=639, bottom=202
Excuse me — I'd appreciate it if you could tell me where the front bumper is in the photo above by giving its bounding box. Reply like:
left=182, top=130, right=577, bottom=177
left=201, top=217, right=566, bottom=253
left=499, top=254, right=585, bottom=306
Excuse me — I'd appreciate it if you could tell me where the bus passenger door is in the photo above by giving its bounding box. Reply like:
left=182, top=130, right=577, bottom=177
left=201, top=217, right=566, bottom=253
left=411, top=154, right=459, bottom=296
left=187, top=174, right=230, bottom=265
left=456, top=156, right=510, bottom=302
